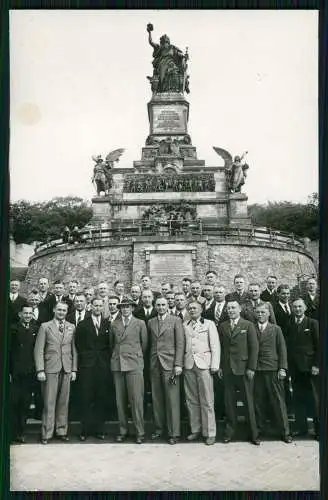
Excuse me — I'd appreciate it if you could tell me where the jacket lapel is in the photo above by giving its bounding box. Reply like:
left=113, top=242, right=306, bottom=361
left=50, top=319, right=62, bottom=342
left=158, top=316, right=168, bottom=336
left=231, top=319, right=243, bottom=338
left=117, top=317, right=131, bottom=341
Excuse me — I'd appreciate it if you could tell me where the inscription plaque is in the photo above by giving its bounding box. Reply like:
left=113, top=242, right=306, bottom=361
left=149, top=251, right=193, bottom=282
left=151, top=105, right=187, bottom=134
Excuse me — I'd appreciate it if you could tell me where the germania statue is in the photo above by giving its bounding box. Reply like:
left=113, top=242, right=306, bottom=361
left=146, top=23, right=189, bottom=94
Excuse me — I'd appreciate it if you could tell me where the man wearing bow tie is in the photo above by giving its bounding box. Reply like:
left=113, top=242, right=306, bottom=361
left=110, top=298, right=148, bottom=444
left=75, top=298, right=111, bottom=441
left=254, top=303, right=292, bottom=443
left=34, top=302, right=77, bottom=444
left=218, top=300, right=260, bottom=445
left=10, top=305, right=38, bottom=443
left=287, top=298, right=319, bottom=439
left=183, top=301, right=220, bottom=445
left=148, top=296, right=185, bottom=444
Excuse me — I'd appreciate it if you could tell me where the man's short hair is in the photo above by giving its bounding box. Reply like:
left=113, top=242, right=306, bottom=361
left=205, top=270, right=218, bottom=277
left=175, top=292, right=186, bottom=298
left=255, top=302, right=270, bottom=312
left=155, top=295, right=167, bottom=303
left=277, top=284, right=290, bottom=293
left=182, top=277, right=192, bottom=283
left=292, top=298, right=307, bottom=308
left=191, top=280, right=201, bottom=285
left=187, top=301, right=202, bottom=309
left=166, top=291, right=175, bottom=297
left=91, top=297, right=104, bottom=304
left=20, top=304, right=33, bottom=312
left=161, top=282, right=173, bottom=289
left=114, top=280, right=123, bottom=287
left=74, top=292, right=86, bottom=299
left=54, top=280, right=64, bottom=285
left=248, top=282, right=261, bottom=289
left=108, top=295, right=120, bottom=302
left=38, top=277, right=49, bottom=282
left=141, top=275, right=150, bottom=280
left=267, top=275, right=278, bottom=281
left=234, top=274, right=245, bottom=281
left=54, top=301, right=68, bottom=309
left=69, top=280, right=79, bottom=285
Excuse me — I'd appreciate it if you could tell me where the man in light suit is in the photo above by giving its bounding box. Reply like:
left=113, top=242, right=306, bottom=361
left=148, top=296, right=185, bottom=444
left=218, top=300, right=260, bottom=445
left=75, top=298, right=111, bottom=440
left=183, top=301, right=220, bottom=445
left=110, top=297, right=148, bottom=443
left=287, top=298, right=319, bottom=439
left=34, top=301, right=77, bottom=444
left=254, top=303, right=292, bottom=443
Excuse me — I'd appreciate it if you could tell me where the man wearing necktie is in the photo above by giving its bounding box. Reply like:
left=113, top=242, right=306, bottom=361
left=260, top=275, right=278, bottom=304
left=217, top=300, right=260, bottom=445
left=183, top=301, right=220, bottom=445
left=241, top=283, right=276, bottom=325
left=34, top=302, right=77, bottom=444
left=301, top=277, right=319, bottom=321
left=253, top=303, right=292, bottom=443
left=67, top=293, right=90, bottom=327
left=166, top=291, right=177, bottom=315
left=10, top=305, right=38, bottom=443
left=75, top=298, right=111, bottom=441
left=110, top=297, right=148, bottom=444
left=286, top=298, right=319, bottom=439
left=148, top=296, right=185, bottom=444
left=225, top=274, right=249, bottom=305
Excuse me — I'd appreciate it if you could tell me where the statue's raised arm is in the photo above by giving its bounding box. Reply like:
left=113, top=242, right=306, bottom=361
left=147, top=23, right=157, bottom=49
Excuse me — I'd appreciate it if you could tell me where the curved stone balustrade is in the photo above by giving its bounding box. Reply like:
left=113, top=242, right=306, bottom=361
left=30, top=222, right=311, bottom=263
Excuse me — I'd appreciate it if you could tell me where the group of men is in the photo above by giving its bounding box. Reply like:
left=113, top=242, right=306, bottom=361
left=8, top=271, right=320, bottom=447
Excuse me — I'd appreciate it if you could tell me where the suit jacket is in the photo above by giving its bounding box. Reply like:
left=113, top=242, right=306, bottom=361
left=10, top=322, right=39, bottom=375
left=202, top=300, right=229, bottom=325
left=30, top=306, right=52, bottom=329
left=34, top=319, right=77, bottom=374
left=8, top=294, right=27, bottom=325
left=260, top=289, right=278, bottom=304
left=148, top=314, right=185, bottom=371
left=133, top=306, right=158, bottom=325
left=286, top=315, right=319, bottom=372
left=75, top=316, right=111, bottom=369
left=225, top=290, right=249, bottom=305
left=241, top=300, right=276, bottom=325
left=273, top=302, right=292, bottom=338
left=66, top=309, right=91, bottom=328
left=218, top=317, right=259, bottom=375
left=184, top=318, right=220, bottom=370
left=63, top=295, right=76, bottom=315
left=176, top=309, right=191, bottom=323
left=301, top=292, right=319, bottom=321
left=38, top=292, right=56, bottom=322
left=256, top=323, right=288, bottom=371
left=110, top=316, right=148, bottom=372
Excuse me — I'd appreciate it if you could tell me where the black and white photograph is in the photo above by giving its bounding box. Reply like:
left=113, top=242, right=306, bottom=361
left=8, top=9, right=320, bottom=491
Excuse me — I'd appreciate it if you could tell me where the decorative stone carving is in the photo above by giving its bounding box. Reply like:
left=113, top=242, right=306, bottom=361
left=123, top=173, right=215, bottom=193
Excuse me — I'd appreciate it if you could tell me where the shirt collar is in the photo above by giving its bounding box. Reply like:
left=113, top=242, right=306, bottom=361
left=159, top=313, right=167, bottom=321
left=258, top=321, right=268, bottom=331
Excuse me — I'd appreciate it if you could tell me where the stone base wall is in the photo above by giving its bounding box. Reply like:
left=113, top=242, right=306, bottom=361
left=24, top=237, right=316, bottom=295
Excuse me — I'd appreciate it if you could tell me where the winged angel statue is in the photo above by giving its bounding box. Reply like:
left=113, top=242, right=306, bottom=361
left=92, top=149, right=125, bottom=196
left=213, top=147, right=249, bottom=193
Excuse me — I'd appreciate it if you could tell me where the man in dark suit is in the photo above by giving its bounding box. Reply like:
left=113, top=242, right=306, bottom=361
left=37, top=277, right=55, bottom=322
left=287, top=298, right=319, bottom=439
left=301, top=277, right=319, bottom=321
left=113, top=280, right=125, bottom=303
left=63, top=280, right=79, bottom=315
left=140, top=275, right=161, bottom=302
left=272, top=284, right=293, bottom=414
left=242, top=283, right=276, bottom=325
left=181, top=277, right=192, bottom=299
left=254, top=303, right=292, bottom=443
left=47, top=280, right=70, bottom=313
left=130, top=284, right=143, bottom=308
left=225, top=274, right=249, bottom=305
left=10, top=305, right=38, bottom=443
left=202, top=284, right=229, bottom=325
left=66, top=293, right=91, bottom=327
left=75, top=297, right=111, bottom=441
left=260, top=275, right=278, bottom=304
left=218, top=300, right=260, bottom=445
left=148, top=296, right=185, bottom=444
left=27, top=290, right=51, bottom=327
left=213, top=285, right=230, bottom=324
left=34, top=301, right=77, bottom=444
left=9, top=280, right=27, bottom=326
left=200, top=271, right=219, bottom=297
left=110, top=298, right=148, bottom=443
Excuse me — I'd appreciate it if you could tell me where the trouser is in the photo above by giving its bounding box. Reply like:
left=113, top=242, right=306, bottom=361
left=11, top=373, right=34, bottom=438
left=184, top=364, right=216, bottom=437
left=291, top=370, right=320, bottom=434
left=224, top=373, right=258, bottom=440
left=151, top=359, right=181, bottom=438
left=213, top=376, right=225, bottom=420
left=32, top=378, right=43, bottom=420
left=254, top=371, right=290, bottom=437
left=78, top=366, right=110, bottom=435
left=41, top=371, right=71, bottom=439
left=113, top=370, right=144, bottom=437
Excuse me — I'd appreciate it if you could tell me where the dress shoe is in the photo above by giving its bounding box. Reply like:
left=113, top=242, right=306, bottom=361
left=115, top=434, right=127, bottom=443
left=250, top=438, right=261, bottom=446
left=57, top=435, right=69, bottom=442
left=79, top=434, right=87, bottom=442
left=151, top=431, right=162, bottom=440
left=205, top=437, right=216, bottom=446
left=168, top=437, right=178, bottom=445
left=223, top=436, right=232, bottom=443
left=95, top=433, right=105, bottom=440
left=135, top=436, right=145, bottom=444
left=41, top=438, right=48, bottom=445
left=282, top=435, right=293, bottom=444
left=187, top=433, right=200, bottom=442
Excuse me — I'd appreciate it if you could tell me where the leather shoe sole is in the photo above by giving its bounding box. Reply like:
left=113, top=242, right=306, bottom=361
left=251, top=439, right=261, bottom=446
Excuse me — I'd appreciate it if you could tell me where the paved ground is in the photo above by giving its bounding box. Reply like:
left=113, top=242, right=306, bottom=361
left=10, top=438, right=319, bottom=491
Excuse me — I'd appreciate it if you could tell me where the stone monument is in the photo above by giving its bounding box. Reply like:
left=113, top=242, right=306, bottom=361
left=24, top=24, right=316, bottom=291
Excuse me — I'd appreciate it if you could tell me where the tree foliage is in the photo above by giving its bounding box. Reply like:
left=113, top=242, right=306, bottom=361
left=10, top=197, right=93, bottom=244
left=249, top=193, right=319, bottom=240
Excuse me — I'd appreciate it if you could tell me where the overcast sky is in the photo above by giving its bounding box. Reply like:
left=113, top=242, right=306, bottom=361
left=9, top=9, right=318, bottom=205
